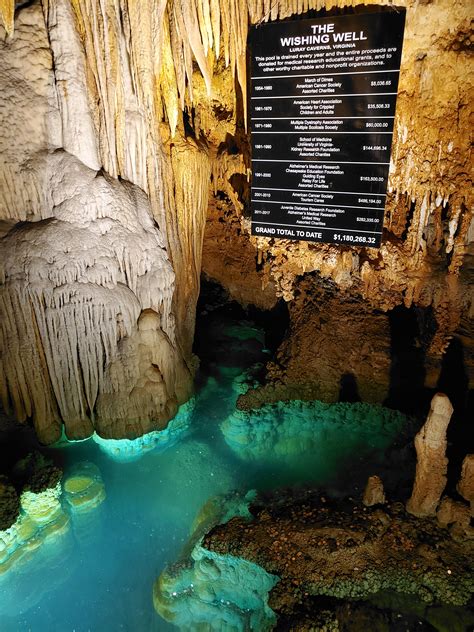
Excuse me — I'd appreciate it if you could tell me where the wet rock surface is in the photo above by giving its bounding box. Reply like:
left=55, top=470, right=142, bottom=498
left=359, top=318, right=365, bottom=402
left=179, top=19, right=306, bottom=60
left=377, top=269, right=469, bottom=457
left=202, top=488, right=474, bottom=625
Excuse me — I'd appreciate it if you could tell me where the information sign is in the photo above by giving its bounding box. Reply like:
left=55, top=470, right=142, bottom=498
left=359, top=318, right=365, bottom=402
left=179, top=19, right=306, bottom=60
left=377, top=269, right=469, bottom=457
left=250, top=10, right=406, bottom=247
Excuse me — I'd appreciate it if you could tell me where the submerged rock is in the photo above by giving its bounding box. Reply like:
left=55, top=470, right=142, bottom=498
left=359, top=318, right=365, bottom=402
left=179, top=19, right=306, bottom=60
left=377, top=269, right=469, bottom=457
left=222, top=401, right=408, bottom=460
left=154, top=544, right=278, bottom=631
left=0, top=456, right=106, bottom=579
left=0, top=481, right=69, bottom=577
left=63, top=462, right=106, bottom=513
left=154, top=489, right=278, bottom=630
left=221, top=400, right=410, bottom=490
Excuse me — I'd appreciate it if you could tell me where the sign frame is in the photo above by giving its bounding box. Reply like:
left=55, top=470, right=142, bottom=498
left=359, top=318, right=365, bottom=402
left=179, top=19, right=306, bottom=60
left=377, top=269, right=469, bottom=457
left=249, top=9, right=406, bottom=248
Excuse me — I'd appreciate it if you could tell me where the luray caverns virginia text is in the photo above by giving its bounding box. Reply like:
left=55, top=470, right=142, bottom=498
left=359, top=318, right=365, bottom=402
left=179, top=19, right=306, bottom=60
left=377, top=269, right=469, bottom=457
left=250, top=11, right=406, bottom=248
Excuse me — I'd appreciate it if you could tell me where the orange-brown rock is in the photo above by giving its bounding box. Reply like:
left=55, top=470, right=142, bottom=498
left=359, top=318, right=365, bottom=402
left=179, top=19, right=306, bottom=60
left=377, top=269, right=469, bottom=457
left=268, top=283, right=392, bottom=403
left=363, top=476, right=386, bottom=507
left=202, top=193, right=278, bottom=310
left=436, top=496, right=471, bottom=530
left=457, top=454, right=474, bottom=514
left=406, top=393, right=453, bottom=517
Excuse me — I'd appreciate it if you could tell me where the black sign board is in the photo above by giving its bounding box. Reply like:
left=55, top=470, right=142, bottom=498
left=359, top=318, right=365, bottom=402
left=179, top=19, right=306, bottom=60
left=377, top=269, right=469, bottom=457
left=249, top=10, right=406, bottom=247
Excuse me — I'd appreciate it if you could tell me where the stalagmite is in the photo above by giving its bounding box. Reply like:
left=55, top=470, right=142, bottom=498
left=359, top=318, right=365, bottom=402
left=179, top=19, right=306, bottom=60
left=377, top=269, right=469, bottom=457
left=406, top=393, right=453, bottom=517
left=436, top=497, right=471, bottom=531
left=457, top=454, right=474, bottom=515
left=363, top=476, right=386, bottom=507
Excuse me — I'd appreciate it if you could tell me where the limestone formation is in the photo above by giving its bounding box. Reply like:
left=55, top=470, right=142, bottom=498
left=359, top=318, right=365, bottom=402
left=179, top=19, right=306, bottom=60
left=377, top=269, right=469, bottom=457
left=0, top=152, right=192, bottom=443
left=263, top=283, right=392, bottom=404
left=436, top=497, right=471, bottom=530
left=63, top=462, right=106, bottom=514
left=200, top=489, right=474, bottom=617
left=1, top=0, right=473, bottom=440
left=406, top=393, right=453, bottom=517
left=457, top=454, right=474, bottom=514
left=363, top=476, right=386, bottom=507
left=221, top=400, right=408, bottom=482
left=0, top=454, right=106, bottom=580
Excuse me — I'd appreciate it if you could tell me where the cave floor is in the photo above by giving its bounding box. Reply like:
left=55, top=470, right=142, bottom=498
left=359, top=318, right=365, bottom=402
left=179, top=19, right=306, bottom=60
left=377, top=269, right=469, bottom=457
left=0, top=302, right=470, bottom=631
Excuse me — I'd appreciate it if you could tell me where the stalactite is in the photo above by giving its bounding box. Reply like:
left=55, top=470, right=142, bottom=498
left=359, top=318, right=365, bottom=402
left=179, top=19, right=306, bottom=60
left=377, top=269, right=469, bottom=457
left=0, top=152, right=191, bottom=443
left=1, top=0, right=472, bottom=439
left=38, top=0, right=472, bottom=326
left=166, top=138, right=211, bottom=356
left=0, top=0, right=14, bottom=35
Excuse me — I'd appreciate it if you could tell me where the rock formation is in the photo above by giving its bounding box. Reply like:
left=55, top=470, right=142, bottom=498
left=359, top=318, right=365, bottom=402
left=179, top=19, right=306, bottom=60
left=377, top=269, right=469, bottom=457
left=161, top=488, right=474, bottom=629
left=1, top=0, right=473, bottom=441
left=406, top=393, right=453, bottom=517
left=457, top=454, right=474, bottom=514
left=363, top=475, right=386, bottom=507
left=436, top=497, right=471, bottom=534
left=0, top=152, right=191, bottom=442
left=0, top=452, right=106, bottom=591
left=63, top=462, right=106, bottom=514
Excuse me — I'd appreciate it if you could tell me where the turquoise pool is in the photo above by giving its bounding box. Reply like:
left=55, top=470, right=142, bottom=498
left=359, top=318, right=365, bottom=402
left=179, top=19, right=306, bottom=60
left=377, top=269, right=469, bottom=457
left=0, top=315, right=412, bottom=631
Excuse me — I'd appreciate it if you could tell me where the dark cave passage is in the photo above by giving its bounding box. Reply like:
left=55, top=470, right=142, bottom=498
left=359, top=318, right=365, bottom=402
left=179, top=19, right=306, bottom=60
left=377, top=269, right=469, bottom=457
left=193, top=276, right=290, bottom=385
left=385, top=305, right=434, bottom=416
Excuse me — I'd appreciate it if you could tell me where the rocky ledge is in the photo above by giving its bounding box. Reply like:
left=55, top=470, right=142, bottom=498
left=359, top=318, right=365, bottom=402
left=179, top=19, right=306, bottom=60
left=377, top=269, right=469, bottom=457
left=202, top=488, right=474, bottom=627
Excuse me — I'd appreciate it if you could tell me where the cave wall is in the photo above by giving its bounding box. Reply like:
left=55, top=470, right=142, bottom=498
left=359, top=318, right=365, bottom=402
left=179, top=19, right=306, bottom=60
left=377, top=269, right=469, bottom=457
left=0, top=0, right=472, bottom=440
left=195, top=0, right=473, bottom=405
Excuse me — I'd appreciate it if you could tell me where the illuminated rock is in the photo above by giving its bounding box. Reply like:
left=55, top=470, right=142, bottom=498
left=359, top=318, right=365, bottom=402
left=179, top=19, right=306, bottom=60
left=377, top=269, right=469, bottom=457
left=457, top=454, right=474, bottom=515
left=1, top=0, right=472, bottom=447
left=0, top=151, right=192, bottom=443
left=92, top=398, right=195, bottom=462
left=154, top=544, right=278, bottom=631
left=406, top=393, right=453, bottom=517
left=20, top=482, right=63, bottom=524
left=0, top=482, right=70, bottom=578
left=363, top=475, right=386, bottom=507
left=0, top=455, right=106, bottom=581
left=63, top=462, right=106, bottom=514
left=221, top=400, right=408, bottom=472
left=154, top=489, right=276, bottom=630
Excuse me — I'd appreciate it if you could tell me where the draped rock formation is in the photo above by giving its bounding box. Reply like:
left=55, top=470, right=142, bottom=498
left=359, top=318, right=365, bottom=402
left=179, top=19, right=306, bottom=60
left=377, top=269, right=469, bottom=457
left=0, top=151, right=191, bottom=443
left=0, top=0, right=473, bottom=440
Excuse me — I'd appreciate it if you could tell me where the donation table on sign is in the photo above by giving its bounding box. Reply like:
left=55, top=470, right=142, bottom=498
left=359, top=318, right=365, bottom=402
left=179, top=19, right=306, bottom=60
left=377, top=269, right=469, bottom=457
left=250, top=10, right=406, bottom=247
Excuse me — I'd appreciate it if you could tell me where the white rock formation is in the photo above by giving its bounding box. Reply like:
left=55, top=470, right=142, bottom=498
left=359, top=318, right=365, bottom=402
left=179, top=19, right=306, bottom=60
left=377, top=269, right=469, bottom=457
left=0, top=152, right=191, bottom=442
left=0, top=3, right=193, bottom=442
left=406, top=393, right=453, bottom=517
left=0, top=3, right=62, bottom=220
left=46, top=0, right=101, bottom=170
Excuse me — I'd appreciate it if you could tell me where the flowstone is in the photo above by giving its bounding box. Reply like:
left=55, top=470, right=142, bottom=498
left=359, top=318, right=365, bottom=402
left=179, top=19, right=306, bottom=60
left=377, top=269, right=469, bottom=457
left=1, top=152, right=192, bottom=443
left=154, top=491, right=278, bottom=631
left=221, top=400, right=410, bottom=487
